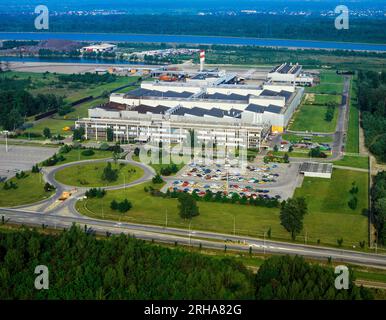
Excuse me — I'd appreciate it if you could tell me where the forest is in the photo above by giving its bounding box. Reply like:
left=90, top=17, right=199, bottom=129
left=0, top=77, right=64, bottom=130
left=57, top=73, right=117, bottom=85
left=371, top=172, right=386, bottom=246
left=0, top=14, right=386, bottom=44
left=357, top=70, right=386, bottom=163
left=0, top=225, right=373, bottom=300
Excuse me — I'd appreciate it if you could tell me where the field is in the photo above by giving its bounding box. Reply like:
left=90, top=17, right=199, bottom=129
left=306, top=71, right=344, bottom=95
left=282, top=133, right=333, bottom=144
left=334, top=155, right=369, bottom=170
left=25, top=118, right=75, bottom=137
left=3, top=71, right=138, bottom=104
left=294, top=169, right=368, bottom=246
left=54, top=162, right=144, bottom=187
left=76, top=168, right=368, bottom=247
left=346, top=77, right=360, bottom=153
left=306, top=94, right=341, bottom=106
left=41, top=149, right=114, bottom=166
left=0, top=172, right=54, bottom=207
left=289, top=104, right=339, bottom=133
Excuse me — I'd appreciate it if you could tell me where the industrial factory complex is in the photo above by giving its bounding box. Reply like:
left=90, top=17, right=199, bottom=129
left=75, top=59, right=310, bottom=149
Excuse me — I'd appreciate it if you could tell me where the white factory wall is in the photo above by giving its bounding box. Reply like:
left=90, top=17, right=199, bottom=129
left=304, top=172, right=332, bottom=179
left=268, top=73, right=296, bottom=83
left=141, top=82, right=201, bottom=94
left=263, top=84, right=295, bottom=93
left=248, top=96, right=285, bottom=107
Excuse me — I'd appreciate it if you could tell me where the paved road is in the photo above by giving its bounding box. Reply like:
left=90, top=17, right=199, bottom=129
left=1, top=208, right=386, bottom=268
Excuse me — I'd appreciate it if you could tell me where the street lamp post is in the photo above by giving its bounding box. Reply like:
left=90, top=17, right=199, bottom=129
left=263, top=231, right=266, bottom=255
left=189, top=220, right=192, bottom=246
left=3, top=130, right=9, bottom=153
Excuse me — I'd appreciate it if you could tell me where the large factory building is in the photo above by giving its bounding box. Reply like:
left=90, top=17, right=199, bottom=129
left=76, top=66, right=306, bottom=149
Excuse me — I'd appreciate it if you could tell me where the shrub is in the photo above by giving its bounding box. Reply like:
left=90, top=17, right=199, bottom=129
left=81, top=149, right=95, bottom=157
left=152, top=174, right=164, bottom=184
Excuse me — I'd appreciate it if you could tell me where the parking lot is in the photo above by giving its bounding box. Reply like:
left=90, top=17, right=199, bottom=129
left=0, top=144, right=58, bottom=181
left=162, top=159, right=303, bottom=200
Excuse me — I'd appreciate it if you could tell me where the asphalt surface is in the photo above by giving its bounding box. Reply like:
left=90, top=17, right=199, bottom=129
left=1, top=208, right=386, bottom=268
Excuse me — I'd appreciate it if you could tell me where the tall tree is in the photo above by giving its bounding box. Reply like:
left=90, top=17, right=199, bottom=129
left=178, top=193, right=200, bottom=219
left=280, top=197, right=308, bottom=240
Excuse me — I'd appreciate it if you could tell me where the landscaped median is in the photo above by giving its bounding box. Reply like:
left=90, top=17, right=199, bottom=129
left=75, top=168, right=369, bottom=249
left=0, top=171, right=55, bottom=207
left=54, top=161, right=144, bottom=187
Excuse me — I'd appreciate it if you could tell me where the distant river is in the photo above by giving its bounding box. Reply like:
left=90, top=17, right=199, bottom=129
left=1, top=32, right=386, bottom=52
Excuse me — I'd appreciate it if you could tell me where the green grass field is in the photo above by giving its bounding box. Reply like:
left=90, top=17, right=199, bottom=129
left=294, top=169, right=368, bottom=246
left=54, top=162, right=144, bottom=187
left=76, top=168, right=368, bottom=247
left=306, top=94, right=341, bottom=106
left=54, top=98, right=108, bottom=120
left=3, top=71, right=138, bottom=104
left=25, top=97, right=109, bottom=137
left=25, top=118, right=75, bottom=137
left=41, top=149, right=114, bottom=166
left=346, top=77, right=360, bottom=153
left=334, top=155, right=369, bottom=170
left=282, top=133, right=333, bottom=144
left=306, top=71, right=344, bottom=95
left=0, top=172, right=54, bottom=207
left=289, top=104, right=339, bottom=133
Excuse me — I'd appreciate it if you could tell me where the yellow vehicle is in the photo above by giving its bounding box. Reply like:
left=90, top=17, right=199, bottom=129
left=59, top=191, right=71, bottom=201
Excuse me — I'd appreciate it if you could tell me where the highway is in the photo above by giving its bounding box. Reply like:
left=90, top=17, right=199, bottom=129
left=2, top=208, right=386, bottom=269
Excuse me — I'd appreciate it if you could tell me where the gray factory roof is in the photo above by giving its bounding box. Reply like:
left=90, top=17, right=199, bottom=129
left=224, top=108, right=243, bottom=119
left=169, top=106, right=242, bottom=119
left=299, top=162, right=333, bottom=174
left=265, top=105, right=283, bottom=114
left=245, top=104, right=282, bottom=114
left=270, top=63, right=302, bottom=75
left=126, top=88, right=193, bottom=99
left=260, top=89, right=293, bottom=102
left=245, top=104, right=266, bottom=113
left=204, top=92, right=248, bottom=101
left=132, top=104, right=170, bottom=114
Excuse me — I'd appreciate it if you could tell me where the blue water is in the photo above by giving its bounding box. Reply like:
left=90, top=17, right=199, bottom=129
left=1, top=32, right=386, bottom=52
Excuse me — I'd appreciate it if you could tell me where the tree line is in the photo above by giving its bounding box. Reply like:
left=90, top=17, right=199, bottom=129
left=58, top=73, right=117, bottom=85
left=1, top=14, right=386, bottom=44
left=0, top=225, right=373, bottom=300
left=371, top=172, right=386, bottom=246
left=0, top=77, right=64, bottom=130
left=357, top=70, right=386, bottom=163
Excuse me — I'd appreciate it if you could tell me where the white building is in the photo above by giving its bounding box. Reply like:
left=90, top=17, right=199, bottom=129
left=299, top=162, right=333, bottom=179
left=268, top=63, right=314, bottom=86
left=81, top=43, right=117, bottom=54
left=76, top=69, right=305, bottom=148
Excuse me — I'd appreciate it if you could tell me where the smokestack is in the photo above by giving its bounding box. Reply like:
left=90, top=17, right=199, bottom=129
left=199, top=50, right=205, bottom=72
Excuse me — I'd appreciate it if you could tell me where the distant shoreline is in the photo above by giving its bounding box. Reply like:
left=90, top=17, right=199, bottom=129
left=1, top=32, right=386, bottom=52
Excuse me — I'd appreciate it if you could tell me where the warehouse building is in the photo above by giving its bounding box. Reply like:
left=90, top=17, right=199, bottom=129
left=76, top=69, right=305, bottom=148
left=80, top=43, right=117, bottom=54
left=268, top=63, right=314, bottom=86
left=299, top=162, right=333, bottom=179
